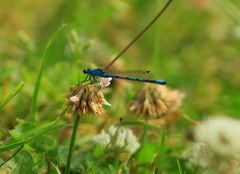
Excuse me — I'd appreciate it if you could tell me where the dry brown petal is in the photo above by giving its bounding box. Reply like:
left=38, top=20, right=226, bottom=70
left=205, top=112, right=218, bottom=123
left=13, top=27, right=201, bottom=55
left=65, top=83, right=110, bottom=116
left=128, top=84, right=184, bottom=119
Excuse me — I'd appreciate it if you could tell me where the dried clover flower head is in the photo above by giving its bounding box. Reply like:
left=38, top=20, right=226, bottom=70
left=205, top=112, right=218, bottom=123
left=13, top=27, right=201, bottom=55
left=128, top=84, right=185, bottom=119
left=183, top=116, right=240, bottom=174
left=194, top=116, right=240, bottom=157
left=183, top=143, right=239, bottom=174
left=66, top=79, right=111, bottom=115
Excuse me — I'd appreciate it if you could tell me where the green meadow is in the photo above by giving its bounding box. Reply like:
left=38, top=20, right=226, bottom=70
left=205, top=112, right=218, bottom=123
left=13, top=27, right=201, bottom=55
left=1, top=0, right=240, bottom=173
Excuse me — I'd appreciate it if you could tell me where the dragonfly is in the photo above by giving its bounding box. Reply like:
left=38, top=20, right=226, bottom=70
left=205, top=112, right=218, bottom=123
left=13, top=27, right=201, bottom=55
left=83, top=0, right=172, bottom=85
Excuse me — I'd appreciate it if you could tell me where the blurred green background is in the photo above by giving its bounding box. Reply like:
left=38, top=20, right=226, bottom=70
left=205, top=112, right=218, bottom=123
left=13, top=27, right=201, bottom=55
left=1, top=0, right=240, bottom=128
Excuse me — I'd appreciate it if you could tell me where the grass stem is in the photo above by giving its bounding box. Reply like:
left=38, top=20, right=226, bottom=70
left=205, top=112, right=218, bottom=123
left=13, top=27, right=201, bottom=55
left=30, top=24, right=66, bottom=122
left=0, top=145, right=24, bottom=167
left=64, top=114, right=80, bottom=174
left=0, top=81, right=24, bottom=111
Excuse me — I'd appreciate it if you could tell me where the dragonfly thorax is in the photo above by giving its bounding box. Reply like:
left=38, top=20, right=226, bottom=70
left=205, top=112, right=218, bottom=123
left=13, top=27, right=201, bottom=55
left=83, top=68, right=104, bottom=75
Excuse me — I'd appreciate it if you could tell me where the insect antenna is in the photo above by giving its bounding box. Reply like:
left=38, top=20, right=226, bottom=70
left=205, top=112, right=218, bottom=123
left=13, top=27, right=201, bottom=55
left=104, top=0, right=172, bottom=70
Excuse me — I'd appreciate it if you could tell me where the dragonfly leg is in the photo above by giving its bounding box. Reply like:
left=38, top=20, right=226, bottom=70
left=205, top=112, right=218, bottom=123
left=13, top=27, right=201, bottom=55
left=89, top=76, right=98, bottom=84
left=80, top=75, right=90, bottom=83
left=89, top=76, right=102, bottom=90
left=88, top=76, right=98, bottom=85
left=93, top=76, right=99, bottom=83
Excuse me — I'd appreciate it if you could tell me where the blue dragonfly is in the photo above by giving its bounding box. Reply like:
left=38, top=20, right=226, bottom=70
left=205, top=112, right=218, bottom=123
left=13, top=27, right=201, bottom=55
left=83, top=68, right=166, bottom=85
left=83, top=0, right=172, bottom=85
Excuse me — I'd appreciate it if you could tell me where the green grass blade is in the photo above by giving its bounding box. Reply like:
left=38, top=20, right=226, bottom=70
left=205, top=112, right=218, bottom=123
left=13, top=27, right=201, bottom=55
left=0, top=145, right=24, bottom=167
left=177, top=159, right=183, bottom=174
left=117, top=120, right=161, bottom=130
left=30, top=24, right=67, bottom=122
left=0, top=141, right=25, bottom=154
left=0, top=119, right=64, bottom=153
left=0, top=81, right=25, bottom=111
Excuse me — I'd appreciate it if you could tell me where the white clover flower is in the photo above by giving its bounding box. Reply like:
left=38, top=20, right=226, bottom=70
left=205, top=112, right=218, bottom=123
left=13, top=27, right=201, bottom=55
left=108, top=125, right=118, bottom=136
left=92, top=130, right=110, bottom=147
left=125, top=130, right=140, bottom=154
left=195, top=116, right=240, bottom=157
left=115, top=128, right=127, bottom=148
left=93, top=125, right=140, bottom=154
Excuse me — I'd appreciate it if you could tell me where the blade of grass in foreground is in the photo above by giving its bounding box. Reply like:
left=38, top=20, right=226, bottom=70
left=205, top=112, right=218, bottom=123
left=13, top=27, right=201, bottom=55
left=0, top=81, right=25, bottom=111
left=0, top=119, right=64, bottom=153
left=177, top=159, right=183, bottom=174
left=30, top=24, right=67, bottom=122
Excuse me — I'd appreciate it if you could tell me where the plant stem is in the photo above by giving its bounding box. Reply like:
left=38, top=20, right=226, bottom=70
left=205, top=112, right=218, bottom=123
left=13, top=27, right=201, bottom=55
left=0, top=81, right=24, bottom=111
left=0, top=145, right=24, bottom=167
left=64, top=114, right=80, bottom=174
left=46, top=153, right=51, bottom=174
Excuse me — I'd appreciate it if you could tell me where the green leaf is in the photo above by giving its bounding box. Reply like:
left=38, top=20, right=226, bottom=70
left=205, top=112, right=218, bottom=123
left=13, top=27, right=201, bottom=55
left=57, top=146, right=68, bottom=165
left=93, top=165, right=118, bottom=174
left=108, top=164, right=118, bottom=174
left=29, top=135, right=56, bottom=153
left=9, top=119, right=35, bottom=139
left=137, top=142, right=158, bottom=164
left=93, top=144, right=105, bottom=157
left=0, top=119, right=64, bottom=153
left=72, top=151, right=96, bottom=172
left=12, top=150, right=38, bottom=174
left=0, top=81, right=24, bottom=111
left=155, top=155, right=180, bottom=173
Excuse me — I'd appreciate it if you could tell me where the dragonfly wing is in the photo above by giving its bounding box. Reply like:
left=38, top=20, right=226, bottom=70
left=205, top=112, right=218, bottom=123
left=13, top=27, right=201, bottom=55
left=104, top=70, right=152, bottom=79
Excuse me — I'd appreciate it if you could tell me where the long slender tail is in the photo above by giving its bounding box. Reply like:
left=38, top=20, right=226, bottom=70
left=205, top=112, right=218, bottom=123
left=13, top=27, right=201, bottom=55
left=99, top=74, right=166, bottom=85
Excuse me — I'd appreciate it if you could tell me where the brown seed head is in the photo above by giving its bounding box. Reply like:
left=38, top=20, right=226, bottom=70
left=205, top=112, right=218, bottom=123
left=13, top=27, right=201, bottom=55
left=128, top=84, right=185, bottom=119
left=66, top=83, right=111, bottom=116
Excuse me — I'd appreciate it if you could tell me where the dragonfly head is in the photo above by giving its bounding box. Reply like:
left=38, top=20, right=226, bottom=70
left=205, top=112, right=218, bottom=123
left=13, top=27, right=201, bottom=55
left=83, top=68, right=92, bottom=74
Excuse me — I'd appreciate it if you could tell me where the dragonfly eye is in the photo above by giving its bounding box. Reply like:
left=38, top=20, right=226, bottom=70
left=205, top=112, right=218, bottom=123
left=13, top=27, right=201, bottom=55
left=83, top=69, right=89, bottom=74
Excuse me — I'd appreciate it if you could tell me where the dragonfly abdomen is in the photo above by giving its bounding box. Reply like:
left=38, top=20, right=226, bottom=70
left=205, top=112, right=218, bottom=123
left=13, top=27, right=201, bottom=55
left=99, top=73, right=166, bottom=85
